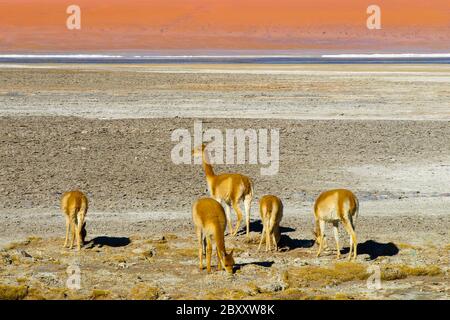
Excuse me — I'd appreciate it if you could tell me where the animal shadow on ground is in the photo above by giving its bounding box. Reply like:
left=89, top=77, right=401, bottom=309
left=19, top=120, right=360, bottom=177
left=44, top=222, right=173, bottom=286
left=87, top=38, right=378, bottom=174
left=235, top=260, right=275, bottom=272
left=85, top=236, right=131, bottom=248
left=241, top=220, right=313, bottom=251
left=279, top=235, right=315, bottom=251
left=341, top=240, right=399, bottom=260
left=235, top=220, right=295, bottom=236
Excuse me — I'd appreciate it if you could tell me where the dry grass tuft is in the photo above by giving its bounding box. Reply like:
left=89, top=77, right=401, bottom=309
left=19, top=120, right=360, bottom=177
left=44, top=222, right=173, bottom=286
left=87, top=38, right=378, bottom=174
left=0, top=284, right=29, bottom=300
left=381, top=264, right=442, bottom=281
left=26, top=288, right=46, bottom=300
left=273, top=288, right=357, bottom=300
left=90, top=289, right=111, bottom=300
left=334, top=292, right=357, bottom=300
left=3, top=236, right=41, bottom=251
left=130, top=284, right=160, bottom=300
left=27, top=236, right=42, bottom=243
left=153, top=242, right=170, bottom=253
left=175, top=247, right=197, bottom=257
left=16, top=277, right=28, bottom=284
left=287, top=262, right=442, bottom=286
left=1, top=253, right=13, bottom=266
left=26, top=287, right=70, bottom=300
left=146, top=236, right=168, bottom=244
left=164, top=234, right=178, bottom=240
left=396, top=242, right=420, bottom=250
left=277, top=288, right=308, bottom=299
left=110, top=255, right=128, bottom=263
left=204, top=288, right=248, bottom=300
left=286, top=262, right=368, bottom=287
left=4, top=242, right=25, bottom=251
left=244, top=236, right=262, bottom=245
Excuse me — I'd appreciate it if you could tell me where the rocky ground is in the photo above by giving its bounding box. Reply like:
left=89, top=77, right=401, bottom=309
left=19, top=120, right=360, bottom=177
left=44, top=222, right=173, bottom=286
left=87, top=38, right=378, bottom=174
left=1, top=116, right=449, bottom=213
left=0, top=214, right=448, bottom=300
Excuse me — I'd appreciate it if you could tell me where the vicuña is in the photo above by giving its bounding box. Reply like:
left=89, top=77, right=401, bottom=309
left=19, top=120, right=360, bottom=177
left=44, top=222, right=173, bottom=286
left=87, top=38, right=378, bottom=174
left=313, top=189, right=358, bottom=260
left=61, top=190, right=88, bottom=251
left=258, top=195, right=283, bottom=251
left=193, top=143, right=253, bottom=237
left=192, top=197, right=235, bottom=273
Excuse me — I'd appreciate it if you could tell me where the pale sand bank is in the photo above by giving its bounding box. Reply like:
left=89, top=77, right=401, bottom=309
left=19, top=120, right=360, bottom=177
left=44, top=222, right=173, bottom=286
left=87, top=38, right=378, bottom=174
left=0, top=64, right=449, bottom=120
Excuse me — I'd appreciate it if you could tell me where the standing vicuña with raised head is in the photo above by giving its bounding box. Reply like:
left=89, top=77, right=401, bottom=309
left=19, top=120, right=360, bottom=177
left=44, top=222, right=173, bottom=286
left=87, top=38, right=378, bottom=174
left=193, top=143, right=253, bottom=237
left=313, top=189, right=358, bottom=260
left=258, top=195, right=283, bottom=251
left=192, top=197, right=235, bottom=273
left=61, top=190, right=88, bottom=251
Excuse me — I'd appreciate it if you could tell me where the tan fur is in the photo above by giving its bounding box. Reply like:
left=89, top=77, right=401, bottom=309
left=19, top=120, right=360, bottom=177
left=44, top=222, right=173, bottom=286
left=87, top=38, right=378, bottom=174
left=61, top=190, right=88, bottom=251
left=193, top=144, right=253, bottom=237
left=192, top=198, right=235, bottom=273
left=258, top=195, right=283, bottom=251
left=313, top=189, right=358, bottom=260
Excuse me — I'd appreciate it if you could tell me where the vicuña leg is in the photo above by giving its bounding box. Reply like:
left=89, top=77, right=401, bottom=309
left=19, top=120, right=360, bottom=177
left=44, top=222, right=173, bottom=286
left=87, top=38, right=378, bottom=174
left=350, top=216, right=357, bottom=260
left=272, top=234, right=278, bottom=251
left=206, top=236, right=212, bottom=273
left=217, top=250, right=222, bottom=271
left=343, top=220, right=357, bottom=260
left=63, top=215, right=70, bottom=248
left=69, top=212, right=76, bottom=249
left=76, top=213, right=84, bottom=251
left=196, top=228, right=203, bottom=270
left=231, top=201, right=243, bottom=236
left=349, top=234, right=354, bottom=259
left=258, top=224, right=266, bottom=251
left=351, top=231, right=357, bottom=260
left=333, top=222, right=341, bottom=259
left=316, top=220, right=325, bottom=257
left=224, top=204, right=233, bottom=235
left=244, top=195, right=252, bottom=238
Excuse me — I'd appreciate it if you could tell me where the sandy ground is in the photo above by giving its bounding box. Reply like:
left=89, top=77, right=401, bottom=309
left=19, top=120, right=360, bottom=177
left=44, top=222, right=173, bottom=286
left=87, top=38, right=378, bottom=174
left=0, top=64, right=449, bottom=300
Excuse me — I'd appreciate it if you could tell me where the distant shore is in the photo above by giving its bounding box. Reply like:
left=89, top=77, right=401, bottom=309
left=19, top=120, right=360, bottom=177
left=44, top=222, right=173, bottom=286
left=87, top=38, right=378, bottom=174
left=1, top=53, right=450, bottom=64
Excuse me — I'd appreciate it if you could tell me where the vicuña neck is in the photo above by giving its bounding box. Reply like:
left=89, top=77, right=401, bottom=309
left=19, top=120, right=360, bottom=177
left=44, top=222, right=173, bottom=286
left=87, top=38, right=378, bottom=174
left=215, top=225, right=226, bottom=254
left=202, top=149, right=215, bottom=178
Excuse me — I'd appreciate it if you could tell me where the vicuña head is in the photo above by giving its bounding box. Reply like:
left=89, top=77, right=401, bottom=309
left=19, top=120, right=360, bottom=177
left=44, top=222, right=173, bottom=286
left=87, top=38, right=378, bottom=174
left=222, top=249, right=235, bottom=274
left=192, top=143, right=208, bottom=157
left=192, top=143, right=254, bottom=237
left=313, top=189, right=359, bottom=260
left=61, top=190, right=88, bottom=251
left=192, top=197, right=235, bottom=274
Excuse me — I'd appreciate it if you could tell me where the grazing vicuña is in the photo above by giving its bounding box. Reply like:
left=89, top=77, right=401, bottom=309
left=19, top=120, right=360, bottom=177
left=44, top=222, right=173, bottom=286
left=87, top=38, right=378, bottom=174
left=192, top=197, right=235, bottom=273
left=258, top=195, right=283, bottom=251
left=61, top=190, right=88, bottom=251
left=313, top=189, right=358, bottom=260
